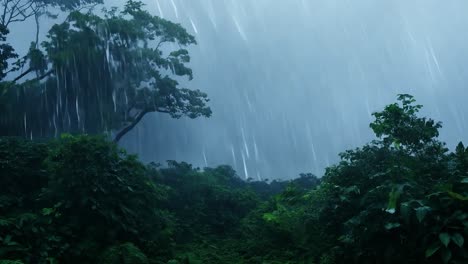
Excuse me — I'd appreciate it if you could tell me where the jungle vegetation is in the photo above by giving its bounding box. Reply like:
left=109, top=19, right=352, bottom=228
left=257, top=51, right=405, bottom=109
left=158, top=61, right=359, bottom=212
left=0, top=1, right=467, bottom=263
left=0, top=95, right=466, bottom=263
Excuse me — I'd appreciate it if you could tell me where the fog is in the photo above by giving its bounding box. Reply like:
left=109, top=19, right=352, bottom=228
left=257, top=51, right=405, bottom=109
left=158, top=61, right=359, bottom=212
left=10, top=0, right=468, bottom=179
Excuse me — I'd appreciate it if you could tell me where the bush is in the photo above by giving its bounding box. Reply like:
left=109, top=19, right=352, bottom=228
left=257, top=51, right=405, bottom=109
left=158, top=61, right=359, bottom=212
left=99, top=243, right=149, bottom=264
left=0, top=135, right=172, bottom=263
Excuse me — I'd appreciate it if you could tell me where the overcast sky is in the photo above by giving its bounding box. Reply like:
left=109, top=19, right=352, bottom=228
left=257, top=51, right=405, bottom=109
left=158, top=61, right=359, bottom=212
left=9, top=0, right=468, bottom=179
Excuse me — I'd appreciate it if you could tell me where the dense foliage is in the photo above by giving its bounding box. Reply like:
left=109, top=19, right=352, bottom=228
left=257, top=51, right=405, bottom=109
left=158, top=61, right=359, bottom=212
left=0, top=95, right=466, bottom=263
left=0, top=0, right=211, bottom=142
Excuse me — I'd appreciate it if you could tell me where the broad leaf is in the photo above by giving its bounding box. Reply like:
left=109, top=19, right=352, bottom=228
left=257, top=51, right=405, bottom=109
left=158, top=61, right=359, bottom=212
left=415, top=206, right=431, bottom=223
left=439, top=233, right=450, bottom=247
left=385, top=188, right=400, bottom=214
left=425, top=242, right=441, bottom=258
left=384, top=222, right=400, bottom=230
left=441, top=248, right=452, bottom=264
left=451, top=233, right=464, bottom=247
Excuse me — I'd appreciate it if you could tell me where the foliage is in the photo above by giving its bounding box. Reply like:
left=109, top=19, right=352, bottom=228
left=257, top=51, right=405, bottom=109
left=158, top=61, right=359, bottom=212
left=99, top=243, right=148, bottom=264
left=0, top=0, right=211, bottom=142
left=0, top=0, right=103, bottom=80
left=0, top=95, right=467, bottom=263
left=152, top=162, right=261, bottom=243
left=0, top=135, right=172, bottom=263
left=0, top=25, right=17, bottom=81
left=0, top=135, right=301, bottom=263
left=225, top=94, right=467, bottom=264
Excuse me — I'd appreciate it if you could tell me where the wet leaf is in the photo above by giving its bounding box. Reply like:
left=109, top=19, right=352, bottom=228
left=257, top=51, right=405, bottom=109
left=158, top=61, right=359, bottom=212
left=441, top=248, right=452, bottom=264
left=384, top=222, right=400, bottom=230
left=439, top=233, right=450, bottom=247
left=425, top=243, right=440, bottom=258
left=415, top=206, right=431, bottom=223
left=451, top=233, right=464, bottom=247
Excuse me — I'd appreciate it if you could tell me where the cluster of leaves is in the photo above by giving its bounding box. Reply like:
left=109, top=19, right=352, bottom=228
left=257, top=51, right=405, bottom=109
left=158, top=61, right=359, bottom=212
left=0, top=0, right=103, bottom=81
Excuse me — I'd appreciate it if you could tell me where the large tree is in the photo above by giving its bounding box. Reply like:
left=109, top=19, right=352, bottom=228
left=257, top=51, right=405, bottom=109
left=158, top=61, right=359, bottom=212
left=0, top=0, right=211, bottom=142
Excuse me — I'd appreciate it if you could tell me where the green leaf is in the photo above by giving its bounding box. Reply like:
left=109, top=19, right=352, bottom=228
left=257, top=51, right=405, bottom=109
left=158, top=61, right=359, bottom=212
left=344, top=185, right=360, bottom=195
left=451, top=233, right=464, bottom=247
left=448, top=191, right=468, bottom=201
left=441, top=248, right=452, bottom=264
left=0, top=219, right=10, bottom=226
left=384, top=222, right=400, bottom=230
left=262, top=213, right=277, bottom=222
left=461, top=177, right=468, bottom=184
left=425, top=243, right=441, bottom=258
left=42, top=207, right=54, bottom=216
left=386, top=188, right=400, bottom=214
left=439, top=233, right=450, bottom=247
left=415, top=206, right=431, bottom=223
left=3, top=234, right=12, bottom=244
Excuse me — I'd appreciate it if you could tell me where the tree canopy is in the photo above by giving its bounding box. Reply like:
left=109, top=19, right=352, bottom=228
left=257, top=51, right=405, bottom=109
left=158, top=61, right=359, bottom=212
left=0, top=0, right=211, bottom=142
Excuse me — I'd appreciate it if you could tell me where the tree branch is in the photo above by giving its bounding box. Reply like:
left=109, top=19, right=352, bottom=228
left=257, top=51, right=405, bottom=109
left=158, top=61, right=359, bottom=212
left=1, top=0, right=12, bottom=25
left=113, top=106, right=173, bottom=143
left=11, top=66, right=32, bottom=83
left=113, top=109, right=149, bottom=143
left=11, top=68, right=52, bottom=84
left=34, top=10, right=39, bottom=47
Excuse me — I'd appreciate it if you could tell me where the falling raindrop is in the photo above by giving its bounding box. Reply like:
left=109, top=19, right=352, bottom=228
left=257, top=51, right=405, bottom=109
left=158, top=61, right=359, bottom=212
left=170, top=0, right=178, bottom=18
left=189, top=17, right=198, bottom=34
left=241, top=151, right=249, bottom=180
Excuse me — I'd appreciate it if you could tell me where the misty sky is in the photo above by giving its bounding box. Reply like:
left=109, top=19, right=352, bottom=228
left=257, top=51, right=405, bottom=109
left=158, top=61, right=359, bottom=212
left=9, top=0, right=468, bottom=179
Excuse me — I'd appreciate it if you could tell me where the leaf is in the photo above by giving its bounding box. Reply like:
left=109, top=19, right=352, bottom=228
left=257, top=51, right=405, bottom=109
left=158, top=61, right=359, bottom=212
left=448, top=191, right=468, bottom=201
left=461, top=178, right=468, bottom=184
left=338, top=235, right=354, bottom=244
left=386, top=188, right=400, bottom=214
left=262, top=213, right=277, bottom=222
left=425, top=243, right=441, bottom=258
left=0, top=219, right=10, bottom=226
left=3, top=235, right=12, bottom=244
left=441, top=248, right=452, bottom=264
left=451, top=233, right=464, bottom=247
left=384, top=222, right=400, bottom=230
left=415, top=206, right=431, bottom=223
left=439, top=233, right=450, bottom=247
left=344, top=185, right=360, bottom=195
left=42, top=208, right=54, bottom=216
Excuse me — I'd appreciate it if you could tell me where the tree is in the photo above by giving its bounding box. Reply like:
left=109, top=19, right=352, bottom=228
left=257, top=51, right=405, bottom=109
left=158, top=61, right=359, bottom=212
left=319, top=95, right=467, bottom=263
left=0, top=0, right=211, bottom=142
left=0, top=0, right=103, bottom=81
left=369, top=94, right=442, bottom=153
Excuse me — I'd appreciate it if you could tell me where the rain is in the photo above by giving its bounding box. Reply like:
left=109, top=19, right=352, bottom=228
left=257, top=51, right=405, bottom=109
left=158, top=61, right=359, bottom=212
left=2, top=1, right=468, bottom=263
left=7, top=0, right=468, bottom=179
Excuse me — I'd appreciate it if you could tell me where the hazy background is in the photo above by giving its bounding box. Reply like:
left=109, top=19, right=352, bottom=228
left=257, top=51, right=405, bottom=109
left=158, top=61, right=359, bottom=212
left=10, top=0, right=468, bottom=179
